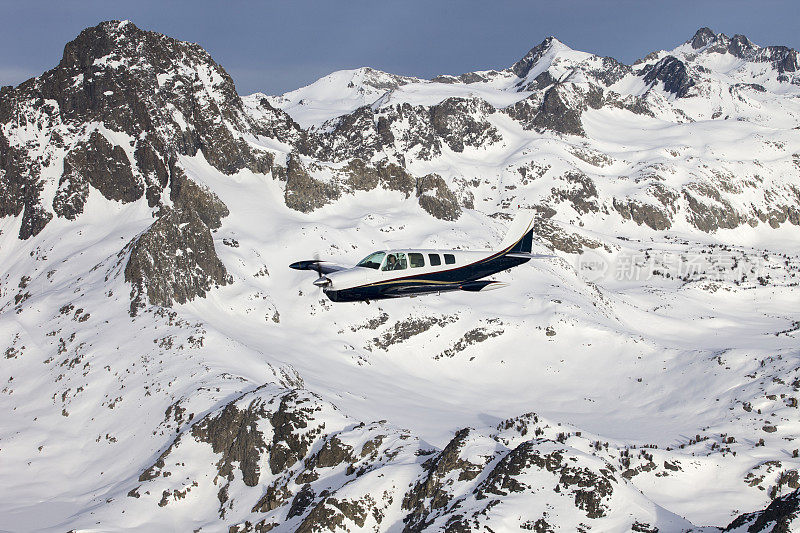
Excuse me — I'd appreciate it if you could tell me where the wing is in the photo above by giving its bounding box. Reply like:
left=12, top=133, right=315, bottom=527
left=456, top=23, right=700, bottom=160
left=289, top=260, right=348, bottom=275
left=505, top=252, right=557, bottom=259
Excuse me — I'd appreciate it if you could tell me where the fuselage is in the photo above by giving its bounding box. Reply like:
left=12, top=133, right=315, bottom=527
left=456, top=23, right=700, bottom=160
left=322, top=248, right=528, bottom=302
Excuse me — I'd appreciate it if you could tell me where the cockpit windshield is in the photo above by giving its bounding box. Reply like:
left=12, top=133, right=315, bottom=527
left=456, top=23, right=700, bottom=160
left=356, top=251, right=386, bottom=269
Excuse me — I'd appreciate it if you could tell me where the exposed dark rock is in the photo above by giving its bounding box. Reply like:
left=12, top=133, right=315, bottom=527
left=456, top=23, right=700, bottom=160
left=437, top=327, right=503, bottom=359
left=19, top=194, right=53, bottom=240
left=527, top=70, right=557, bottom=91
left=604, top=92, right=656, bottom=117
left=191, top=398, right=269, bottom=487
left=613, top=199, right=672, bottom=230
left=0, top=131, right=52, bottom=239
left=760, top=46, right=800, bottom=74
left=403, top=428, right=484, bottom=532
left=727, top=34, right=756, bottom=59
left=345, top=159, right=415, bottom=197
left=724, top=487, right=800, bottom=532
left=319, top=105, right=384, bottom=162
left=134, top=139, right=169, bottom=207
left=477, top=440, right=553, bottom=499
left=251, top=480, right=291, bottom=513
left=296, top=499, right=345, bottom=533
left=690, top=27, right=717, bottom=49
left=535, top=85, right=585, bottom=136
left=123, top=207, right=229, bottom=315
left=372, top=315, right=456, bottom=350
left=641, top=56, right=695, bottom=98
left=314, top=436, right=355, bottom=469
left=416, top=174, right=461, bottom=221
left=551, top=172, right=598, bottom=214
left=169, top=168, right=229, bottom=229
left=287, top=484, right=316, bottom=519
left=284, top=154, right=340, bottom=213
left=599, top=57, right=632, bottom=85
left=507, top=85, right=585, bottom=136
left=476, top=439, right=613, bottom=519
left=683, top=184, right=743, bottom=232
left=512, top=37, right=558, bottom=79
left=62, top=131, right=142, bottom=205
left=533, top=218, right=602, bottom=254
left=267, top=390, right=327, bottom=475
left=52, top=164, right=89, bottom=220
left=428, top=97, right=500, bottom=153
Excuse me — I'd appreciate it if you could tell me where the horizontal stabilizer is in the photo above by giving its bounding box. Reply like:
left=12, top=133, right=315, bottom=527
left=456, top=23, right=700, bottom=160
left=459, top=280, right=509, bottom=292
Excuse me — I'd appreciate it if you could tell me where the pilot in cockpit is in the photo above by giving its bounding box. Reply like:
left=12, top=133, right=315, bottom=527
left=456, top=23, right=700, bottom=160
left=386, top=254, right=398, bottom=270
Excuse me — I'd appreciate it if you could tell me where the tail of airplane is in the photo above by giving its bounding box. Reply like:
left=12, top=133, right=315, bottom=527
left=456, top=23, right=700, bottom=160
left=499, top=212, right=535, bottom=254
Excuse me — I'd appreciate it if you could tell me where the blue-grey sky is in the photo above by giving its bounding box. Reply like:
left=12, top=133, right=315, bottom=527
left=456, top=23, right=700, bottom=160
left=1, top=0, right=798, bottom=96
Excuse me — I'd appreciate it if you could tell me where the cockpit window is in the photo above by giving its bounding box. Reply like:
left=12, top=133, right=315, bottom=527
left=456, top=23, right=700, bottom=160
left=381, top=252, right=407, bottom=271
left=357, top=251, right=385, bottom=269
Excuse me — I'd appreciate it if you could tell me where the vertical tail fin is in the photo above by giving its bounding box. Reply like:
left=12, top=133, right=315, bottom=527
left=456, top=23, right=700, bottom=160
left=499, top=212, right=535, bottom=253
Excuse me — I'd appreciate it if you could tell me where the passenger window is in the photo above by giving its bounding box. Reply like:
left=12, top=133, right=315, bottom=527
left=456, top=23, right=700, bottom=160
left=381, top=252, right=407, bottom=271
left=444, top=254, right=455, bottom=265
left=428, top=254, right=441, bottom=266
left=409, top=253, right=425, bottom=268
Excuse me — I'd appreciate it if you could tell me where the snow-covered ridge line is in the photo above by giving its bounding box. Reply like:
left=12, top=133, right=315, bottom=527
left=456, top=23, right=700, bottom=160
left=264, top=27, right=800, bottom=129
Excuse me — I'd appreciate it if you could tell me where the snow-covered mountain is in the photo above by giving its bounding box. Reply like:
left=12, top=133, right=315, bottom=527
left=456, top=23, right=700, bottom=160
left=1, top=21, right=800, bottom=532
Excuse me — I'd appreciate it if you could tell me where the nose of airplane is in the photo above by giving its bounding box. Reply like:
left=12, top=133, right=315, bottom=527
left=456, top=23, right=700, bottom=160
left=313, top=276, right=331, bottom=287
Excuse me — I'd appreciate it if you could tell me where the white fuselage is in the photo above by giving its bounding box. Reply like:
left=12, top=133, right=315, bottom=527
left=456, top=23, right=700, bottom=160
left=326, top=249, right=493, bottom=290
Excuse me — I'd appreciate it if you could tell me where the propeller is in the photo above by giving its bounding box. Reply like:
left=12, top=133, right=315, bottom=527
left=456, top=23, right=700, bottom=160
left=288, top=255, right=331, bottom=294
left=311, top=252, right=331, bottom=294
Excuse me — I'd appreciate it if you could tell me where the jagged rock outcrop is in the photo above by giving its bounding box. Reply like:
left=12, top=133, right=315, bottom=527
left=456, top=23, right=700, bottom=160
left=641, top=55, right=695, bottom=98
left=724, top=488, right=800, bottom=532
left=416, top=174, right=462, bottom=221
left=57, top=130, right=143, bottom=211
left=613, top=199, right=673, bottom=230
left=512, top=37, right=561, bottom=79
left=690, top=27, right=717, bottom=50
left=169, top=169, right=229, bottom=229
left=506, top=84, right=588, bottom=136
left=316, top=96, right=500, bottom=162
left=123, top=207, right=230, bottom=315
left=283, top=154, right=340, bottom=213
left=429, top=97, right=500, bottom=153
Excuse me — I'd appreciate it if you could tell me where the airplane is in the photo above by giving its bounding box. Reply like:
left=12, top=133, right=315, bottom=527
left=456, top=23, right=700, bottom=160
left=289, top=213, right=554, bottom=303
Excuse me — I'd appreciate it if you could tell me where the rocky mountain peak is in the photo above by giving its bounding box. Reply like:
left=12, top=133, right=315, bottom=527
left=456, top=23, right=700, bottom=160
left=689, top=27, right=716, bottom=49
left=641, top=55, right=695, bottom=98
left=727, top=33, right=757, bottom=58
left=0, top=19, right=285, bottom=240
left=511, top=36, right=566, bottom=78
left=58, top=20, right=196, bottom=73
left=40, top=19, right=239, bottom=121
left=681, top=27, right=799, bottom=75
left=350, top=66, right=419, bottom=91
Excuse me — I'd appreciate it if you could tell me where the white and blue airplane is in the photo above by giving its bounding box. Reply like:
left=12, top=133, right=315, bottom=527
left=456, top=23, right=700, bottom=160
left=290, top=213, right=552, bottom=303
